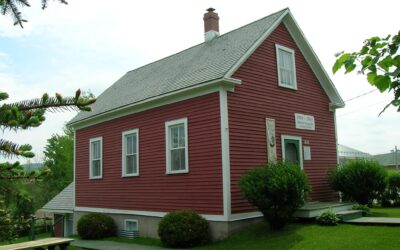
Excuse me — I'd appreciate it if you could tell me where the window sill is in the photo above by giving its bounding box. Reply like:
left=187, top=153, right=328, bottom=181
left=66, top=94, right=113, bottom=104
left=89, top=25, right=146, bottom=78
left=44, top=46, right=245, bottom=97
left=278, top=83, right=297, bottom=90
left=89, top=176, right=103, bottom=180
left=122, top=174, right=139, bottom=177
left=166, top=169, right=189, bottom=175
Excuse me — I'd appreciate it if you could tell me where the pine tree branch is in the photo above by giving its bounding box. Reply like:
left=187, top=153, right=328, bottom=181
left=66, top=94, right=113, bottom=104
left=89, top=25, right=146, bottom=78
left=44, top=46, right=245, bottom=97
left=0, top=139, right=33, bottom=158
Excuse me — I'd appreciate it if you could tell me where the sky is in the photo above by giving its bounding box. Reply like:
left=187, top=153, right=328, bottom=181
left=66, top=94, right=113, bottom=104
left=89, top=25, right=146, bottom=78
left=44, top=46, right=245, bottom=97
left=0, top=0, right=399, bottom=163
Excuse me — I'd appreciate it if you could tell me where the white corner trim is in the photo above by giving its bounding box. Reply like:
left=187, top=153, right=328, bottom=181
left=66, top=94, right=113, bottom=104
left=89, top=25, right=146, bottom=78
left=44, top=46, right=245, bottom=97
left=69, top=78, right=241, bottom=130
left=74, top=206, right=227, bottom=222
left=122, top=129, right=140, bottom=177
left=282, top=13, right=345, bottom=108
left=165, top=118, right=189, bottom=174
left=219, top=88, right=231, bottom=221
left=73, top=129, right=76, bottom=209
left=224, top=9, right=290, bottom=78
left=275, top=44, right=297, bottom=90
left=281, top=134, right=303, bottom=169
left=89, top=137, right=103, bottom=179
left=333, top=110, right=339, bottom=165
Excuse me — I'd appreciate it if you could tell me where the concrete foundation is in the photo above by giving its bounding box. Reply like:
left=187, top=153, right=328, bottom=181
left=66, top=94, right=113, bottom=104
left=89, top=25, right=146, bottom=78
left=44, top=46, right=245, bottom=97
left=73, top=211, right=263, bottom=241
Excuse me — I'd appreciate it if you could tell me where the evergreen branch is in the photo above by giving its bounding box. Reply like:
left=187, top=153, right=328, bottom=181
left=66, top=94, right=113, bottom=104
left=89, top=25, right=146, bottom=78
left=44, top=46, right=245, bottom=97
left=0, top=139, right=33, bottom=158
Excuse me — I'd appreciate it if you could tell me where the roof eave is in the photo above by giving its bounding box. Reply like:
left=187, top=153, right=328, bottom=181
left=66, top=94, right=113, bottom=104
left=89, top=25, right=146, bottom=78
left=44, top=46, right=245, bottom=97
left=68, top=77, right=241, bottom=130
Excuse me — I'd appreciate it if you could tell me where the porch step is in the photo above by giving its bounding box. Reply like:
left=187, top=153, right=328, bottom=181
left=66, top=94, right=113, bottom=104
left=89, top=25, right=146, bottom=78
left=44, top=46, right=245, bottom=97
left=336, top=210, right=363, bottom=221
left=294, top=202, right=355, bottom=218
left=344, top=217, right=400, bottom=226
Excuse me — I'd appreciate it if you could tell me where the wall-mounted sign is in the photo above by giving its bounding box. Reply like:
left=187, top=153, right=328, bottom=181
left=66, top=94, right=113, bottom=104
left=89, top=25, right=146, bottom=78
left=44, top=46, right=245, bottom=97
left=295, top=113, right=315, bottom=131
left=303, top=146, right=311, bottom=160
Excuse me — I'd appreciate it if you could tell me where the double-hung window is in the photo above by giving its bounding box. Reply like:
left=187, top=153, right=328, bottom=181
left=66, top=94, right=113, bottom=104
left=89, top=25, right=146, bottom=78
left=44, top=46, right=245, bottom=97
left=165, top=118, right=188, bottom=174
left=122, top=129, right=139, bottom=176
left=276, top=44, right=297, bottom=89
left=89, top=137, right=102, bottom=179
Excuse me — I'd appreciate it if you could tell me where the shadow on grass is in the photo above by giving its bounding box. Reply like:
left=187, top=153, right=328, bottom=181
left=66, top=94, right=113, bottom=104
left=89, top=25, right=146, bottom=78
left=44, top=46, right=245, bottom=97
left=196, top=222, right=304, bottom=250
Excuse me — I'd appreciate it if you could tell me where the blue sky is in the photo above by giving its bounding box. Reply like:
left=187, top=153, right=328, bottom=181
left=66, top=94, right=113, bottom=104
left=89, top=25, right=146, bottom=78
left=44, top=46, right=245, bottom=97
left=1, top=0, right=399, bottom=163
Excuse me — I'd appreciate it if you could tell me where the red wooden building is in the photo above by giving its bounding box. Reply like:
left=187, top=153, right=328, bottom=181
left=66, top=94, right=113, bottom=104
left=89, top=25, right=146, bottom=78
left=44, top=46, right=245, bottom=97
left=67, top=8, right=344, bottom=239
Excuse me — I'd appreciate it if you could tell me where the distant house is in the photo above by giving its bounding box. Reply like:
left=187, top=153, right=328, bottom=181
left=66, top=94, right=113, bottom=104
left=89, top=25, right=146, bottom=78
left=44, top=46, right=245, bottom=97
left=373, top=150, right=400, bottom=169
left=41, top=182, right=74, bottom=237
left=337, top=144, right=371, bottom=165
left=57, top=8, right=344, bottom=239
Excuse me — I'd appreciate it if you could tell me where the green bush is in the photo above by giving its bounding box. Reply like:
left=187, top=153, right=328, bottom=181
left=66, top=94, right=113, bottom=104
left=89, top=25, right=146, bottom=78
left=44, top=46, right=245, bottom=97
left=328, top=159, right=387, bottom=206
left=380, top=173, right=400, bottom=207
left=352, top=204, right=371, bottom=216
left=77, top=213, right=117, bottom=239
left=158, top=210, right=210, bottom=248
left=239, top=161, right=310, bottom=230
left=317, top=210, right=340, bottom=226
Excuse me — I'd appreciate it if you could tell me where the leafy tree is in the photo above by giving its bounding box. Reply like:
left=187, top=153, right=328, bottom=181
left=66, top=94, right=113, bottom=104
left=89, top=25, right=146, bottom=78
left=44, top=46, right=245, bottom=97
left=0, top=0, right=67, bottom=28
left=40, top=126, right=73, bottom=203
left=333, top=31, right=400, bottom=114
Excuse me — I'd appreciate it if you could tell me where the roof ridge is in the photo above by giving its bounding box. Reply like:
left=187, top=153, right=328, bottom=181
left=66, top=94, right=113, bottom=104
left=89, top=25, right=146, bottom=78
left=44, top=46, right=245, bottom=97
left=125, top=8, right=289, bottom=75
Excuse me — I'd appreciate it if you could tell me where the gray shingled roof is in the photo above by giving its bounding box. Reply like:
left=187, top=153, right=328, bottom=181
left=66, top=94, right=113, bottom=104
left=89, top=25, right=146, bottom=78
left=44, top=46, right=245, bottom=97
left=42, top=182, right=74, bottom=212
left=338, top=144, right=372, bottom=159
left=69, top=9, right=287, bottom=124
left=373, top=151, right=400, bottom=166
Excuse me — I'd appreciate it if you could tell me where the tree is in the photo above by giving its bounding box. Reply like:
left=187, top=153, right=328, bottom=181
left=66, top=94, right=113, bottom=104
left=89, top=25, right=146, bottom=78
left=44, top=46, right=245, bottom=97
left=0, top=90, right=95, bottom=241
left=41, top=127, right=73, bottom=203
left=0, top=0, right=67, bottom=28
left=333, top=31, right=400, bottom=114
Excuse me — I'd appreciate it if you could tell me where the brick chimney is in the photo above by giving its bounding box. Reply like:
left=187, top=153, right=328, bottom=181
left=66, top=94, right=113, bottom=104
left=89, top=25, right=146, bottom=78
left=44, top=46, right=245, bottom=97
left=203, top=8, right=219, bottom=42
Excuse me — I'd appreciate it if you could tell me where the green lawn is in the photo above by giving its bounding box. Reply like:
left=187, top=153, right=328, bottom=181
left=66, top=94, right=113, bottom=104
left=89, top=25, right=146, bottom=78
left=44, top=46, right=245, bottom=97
left=387, top=168, right=400, bottom=175
left=196, top=222, right=400, bottom=250
left=370, top=207, right=400, bottom=218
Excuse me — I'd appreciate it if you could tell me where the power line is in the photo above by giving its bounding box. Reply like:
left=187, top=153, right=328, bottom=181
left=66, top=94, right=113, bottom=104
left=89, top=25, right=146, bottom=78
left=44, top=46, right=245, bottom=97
left=344, top=89, right=378, bottom=102
left=338, top=100, right=387, bottom=117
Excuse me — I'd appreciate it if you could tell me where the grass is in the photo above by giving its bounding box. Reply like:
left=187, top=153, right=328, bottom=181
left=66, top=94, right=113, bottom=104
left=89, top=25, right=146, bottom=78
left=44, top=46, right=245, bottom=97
left=370, top=207, right=400, bottom=218
left=195, top=222, right=400, bottom=250
left=387, top=168, right=400, bottom=175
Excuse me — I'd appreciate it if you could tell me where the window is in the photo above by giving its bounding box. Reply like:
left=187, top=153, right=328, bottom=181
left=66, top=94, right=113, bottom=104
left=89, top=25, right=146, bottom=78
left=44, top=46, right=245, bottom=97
left=89, top=137, right=102, bottom=179
left=122, top=129, right=139, bottom=177
left=281, top=135, right=303, bottom=169
left=124, top=219, right=138, bottom=232
left=165, top=118, right=188, bottom=174
left=276, top=44, right=297, bottom=89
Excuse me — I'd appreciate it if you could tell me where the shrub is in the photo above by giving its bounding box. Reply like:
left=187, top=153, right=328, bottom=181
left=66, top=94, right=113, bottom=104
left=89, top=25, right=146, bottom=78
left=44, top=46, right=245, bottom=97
left=317, top=210, right=340, bottom=226
left=158, top=210, right=210, bottom=248
left=328, top=159, right=387, bottom=206
left=77, top=213, right=117, bottom=239
left=380, top=173, right=400, bottom=207
left=239, top=161, right=310, bottom=230
left=352, top=204, right=371, bottom=216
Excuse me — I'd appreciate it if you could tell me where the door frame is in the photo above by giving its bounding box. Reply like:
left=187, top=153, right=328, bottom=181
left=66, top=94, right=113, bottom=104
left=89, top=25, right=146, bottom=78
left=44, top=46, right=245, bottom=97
left=281, top=135, right=303, bottom=169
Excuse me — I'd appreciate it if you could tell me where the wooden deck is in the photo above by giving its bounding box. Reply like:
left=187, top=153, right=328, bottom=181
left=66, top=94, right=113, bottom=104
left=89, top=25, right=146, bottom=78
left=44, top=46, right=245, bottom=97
left=0, top=237, right=74, bottom=250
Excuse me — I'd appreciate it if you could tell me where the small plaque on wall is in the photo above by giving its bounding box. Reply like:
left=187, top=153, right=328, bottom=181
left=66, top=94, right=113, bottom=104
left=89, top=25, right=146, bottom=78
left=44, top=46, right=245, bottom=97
left=303, top=146, right=311, bottom=160
left=295, top=113, right=315, bottom=131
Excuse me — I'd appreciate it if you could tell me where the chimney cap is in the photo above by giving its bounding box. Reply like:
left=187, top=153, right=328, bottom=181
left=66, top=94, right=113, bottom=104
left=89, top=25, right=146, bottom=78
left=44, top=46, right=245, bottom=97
left=206, top=7, right=216, bottom=12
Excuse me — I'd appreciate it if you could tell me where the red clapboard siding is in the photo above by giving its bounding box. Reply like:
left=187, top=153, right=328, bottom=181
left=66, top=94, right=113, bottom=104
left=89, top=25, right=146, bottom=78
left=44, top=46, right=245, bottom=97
left=229, top=23, right=338, bottom=213
left=75, top=93, right=223, bottom=215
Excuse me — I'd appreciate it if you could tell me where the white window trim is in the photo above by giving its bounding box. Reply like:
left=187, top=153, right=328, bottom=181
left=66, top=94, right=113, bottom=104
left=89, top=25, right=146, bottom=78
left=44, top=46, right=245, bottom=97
left=276, top=44, right=297, bottom=90
left=89, top=137, right=103, bottom=179
left=124, top=219, right=139, bottom=231
left=281, top=135, right=303, bottom=169
left=165, top=118, right=189, bottom=174
left=122, top=129, right=139, bottom=177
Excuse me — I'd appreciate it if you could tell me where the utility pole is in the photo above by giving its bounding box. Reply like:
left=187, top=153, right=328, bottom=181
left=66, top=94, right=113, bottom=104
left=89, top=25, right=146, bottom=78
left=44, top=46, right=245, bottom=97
left=396, top=146, right=398, bottom=170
